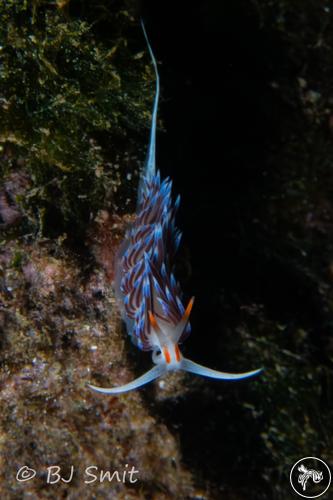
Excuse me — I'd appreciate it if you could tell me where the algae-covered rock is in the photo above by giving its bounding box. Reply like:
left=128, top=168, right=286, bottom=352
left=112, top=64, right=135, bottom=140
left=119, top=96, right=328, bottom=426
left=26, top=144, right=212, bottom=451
left=0, top=239, right=198, bottom=499
left=0, top=0, right=153, bottom=238
left=0, top=1, right=198, bottom=499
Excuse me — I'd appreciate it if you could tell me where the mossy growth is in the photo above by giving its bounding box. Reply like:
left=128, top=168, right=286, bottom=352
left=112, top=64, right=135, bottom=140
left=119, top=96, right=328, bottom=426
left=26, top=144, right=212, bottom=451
left=0, top=0, right=154, bottom=239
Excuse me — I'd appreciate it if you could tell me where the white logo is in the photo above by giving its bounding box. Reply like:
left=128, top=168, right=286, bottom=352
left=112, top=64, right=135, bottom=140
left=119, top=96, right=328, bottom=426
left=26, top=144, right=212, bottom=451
left=290, top=457, right=331, bottom=498
left=298, top=464, right=323, bottom=492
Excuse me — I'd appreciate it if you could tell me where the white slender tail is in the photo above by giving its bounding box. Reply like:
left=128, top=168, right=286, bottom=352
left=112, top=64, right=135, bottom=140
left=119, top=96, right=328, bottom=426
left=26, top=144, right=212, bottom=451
left=137, top=20, right=160, bottom=206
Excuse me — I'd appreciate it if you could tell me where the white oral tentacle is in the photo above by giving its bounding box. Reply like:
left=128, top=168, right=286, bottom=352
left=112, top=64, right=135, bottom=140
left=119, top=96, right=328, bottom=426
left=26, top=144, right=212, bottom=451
left=88, top=364, right=166, bottom=395
left=181, top=358, right=263, bottom=380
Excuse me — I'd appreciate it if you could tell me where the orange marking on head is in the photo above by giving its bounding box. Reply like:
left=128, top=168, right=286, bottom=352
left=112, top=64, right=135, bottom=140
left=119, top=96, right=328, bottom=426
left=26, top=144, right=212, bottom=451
left=174, top=345, right=181, bottom=362
left=148, top=311, right=161, bottom=332
left=163, top=346, right=171, bottom=364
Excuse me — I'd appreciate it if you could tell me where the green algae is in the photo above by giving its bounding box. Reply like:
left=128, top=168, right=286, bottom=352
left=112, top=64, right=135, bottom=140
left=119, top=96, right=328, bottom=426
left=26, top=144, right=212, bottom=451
left=0, top=0, right=153, bottom=238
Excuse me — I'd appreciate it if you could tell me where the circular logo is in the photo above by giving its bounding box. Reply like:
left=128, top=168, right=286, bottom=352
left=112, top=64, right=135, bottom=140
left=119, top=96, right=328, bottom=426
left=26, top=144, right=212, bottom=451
left=290, top=457, right=331, bottom=498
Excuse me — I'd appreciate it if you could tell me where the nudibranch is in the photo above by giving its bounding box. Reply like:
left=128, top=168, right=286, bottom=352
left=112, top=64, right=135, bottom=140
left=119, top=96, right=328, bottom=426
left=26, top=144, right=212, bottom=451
left=88, top=21, right=262, bottom=395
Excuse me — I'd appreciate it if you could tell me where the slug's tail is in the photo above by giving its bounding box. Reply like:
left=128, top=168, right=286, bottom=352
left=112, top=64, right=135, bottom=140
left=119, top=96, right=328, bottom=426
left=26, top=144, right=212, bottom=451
left=138, top=20, right=160, bottom=206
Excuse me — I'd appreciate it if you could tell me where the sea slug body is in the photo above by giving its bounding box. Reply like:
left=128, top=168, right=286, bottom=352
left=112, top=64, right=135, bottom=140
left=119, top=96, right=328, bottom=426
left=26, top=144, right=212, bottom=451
left=88, top=21, right=262, bottom=395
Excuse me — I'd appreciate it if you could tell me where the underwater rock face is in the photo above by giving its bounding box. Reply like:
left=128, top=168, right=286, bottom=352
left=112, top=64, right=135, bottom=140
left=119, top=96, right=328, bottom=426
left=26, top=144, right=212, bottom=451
left=0, top=2, right=197, bottom=498
left=0, top=239, right=196, bottom=499
left=0, top=172, right=29, bottom=227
